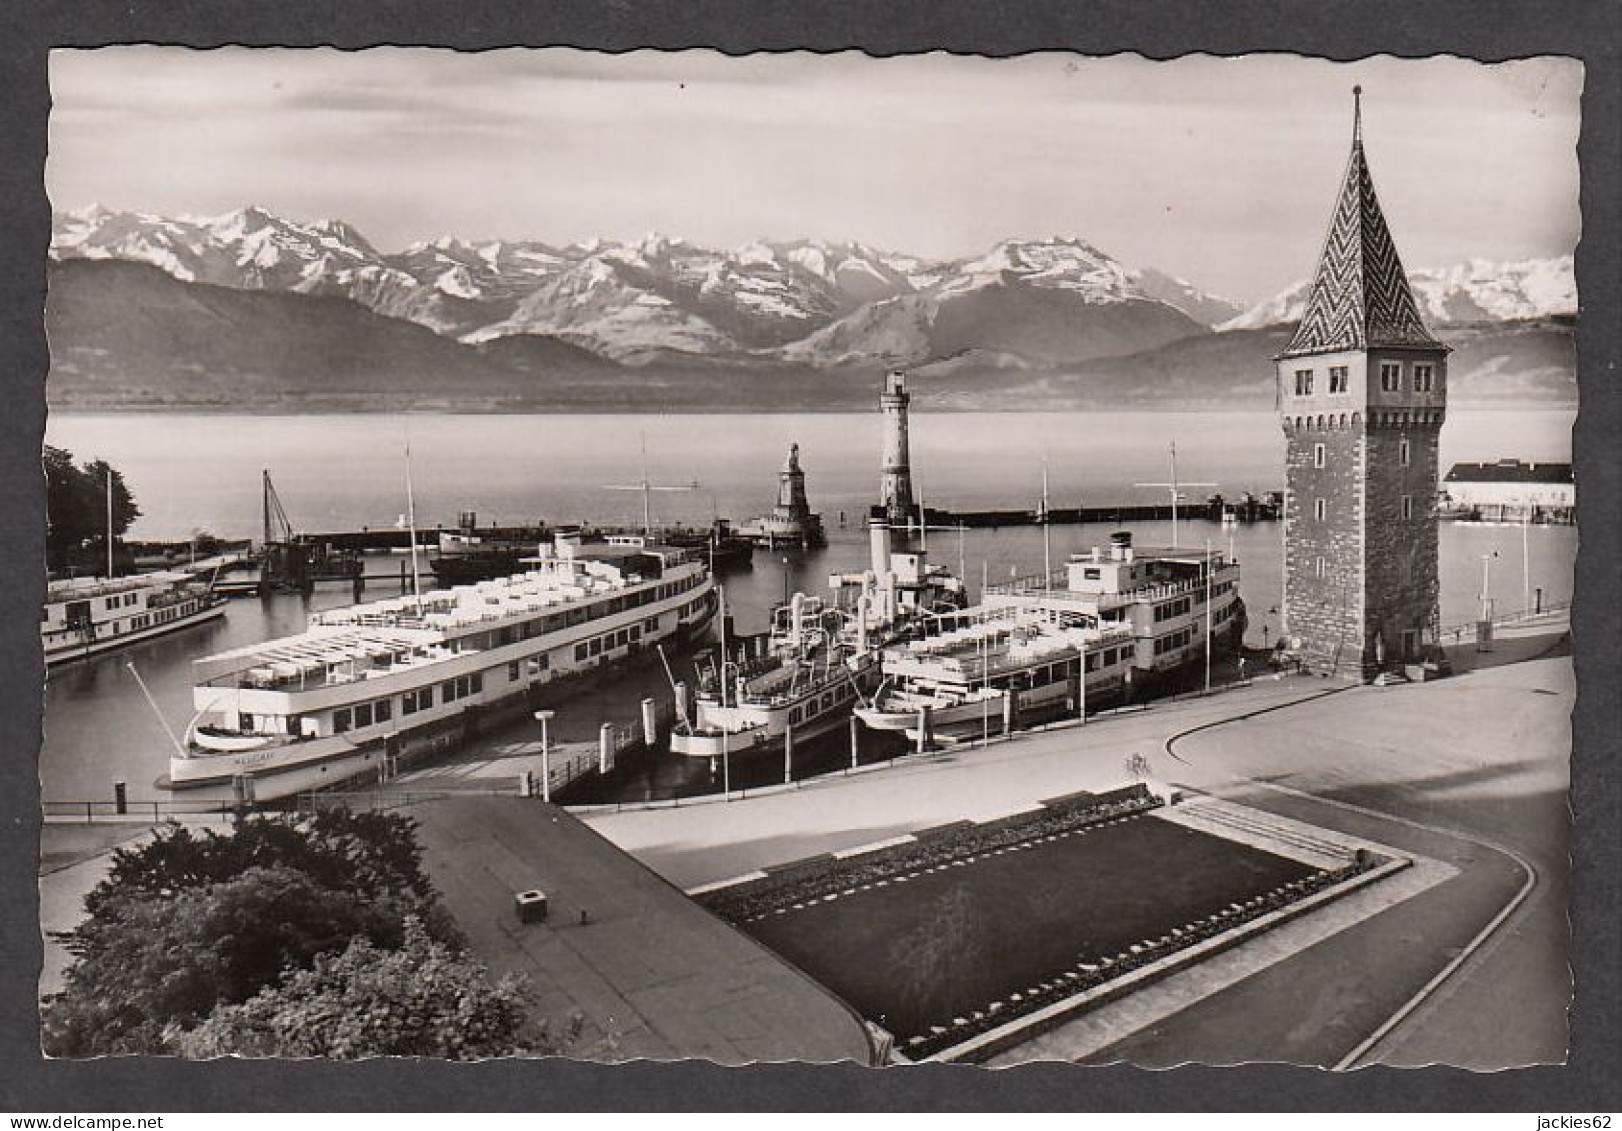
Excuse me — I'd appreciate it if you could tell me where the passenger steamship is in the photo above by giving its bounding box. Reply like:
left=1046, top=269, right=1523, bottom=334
left=856, top=531, right=1244, bottom=733
left=171, top=531, right=715, bottom=790
left=43, top=571, right=226, bottom=667
left=667, top=512, right=966, bottom=760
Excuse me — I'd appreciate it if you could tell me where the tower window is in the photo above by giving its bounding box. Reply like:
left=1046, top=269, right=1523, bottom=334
left=1329, top=366, right=1349, bottom=393
left=1313, top=443, right=1326, bottom=469
left=1414, top=364, right=1435, bottom=392
left=1380, top=362, right=1402, bottom=392
left=1293, top=369, right=1314, bottom=396
left=1401, top=494, right=1414, bottom=520
left=1314, top=498, right=1327, bottom=522
left=1399, top=438, right=1410, bottom=467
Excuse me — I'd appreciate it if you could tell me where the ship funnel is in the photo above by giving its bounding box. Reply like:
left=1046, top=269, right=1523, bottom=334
left=868, top=513, right=893, bottom=577
left=790, top=591, right=806, bottom=641
left=1110, top=530, right=1133, bottom=562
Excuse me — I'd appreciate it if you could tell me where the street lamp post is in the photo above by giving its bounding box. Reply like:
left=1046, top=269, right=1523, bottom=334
left=1480, top=550, right=1499, bottom=623
left=533, top=709, right=555, bottom=803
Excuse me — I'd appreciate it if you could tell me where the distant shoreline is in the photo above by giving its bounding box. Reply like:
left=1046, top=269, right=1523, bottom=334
left=43, top=399, right=1577, bottom=418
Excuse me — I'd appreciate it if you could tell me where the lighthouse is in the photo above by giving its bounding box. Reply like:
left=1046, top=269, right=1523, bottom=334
left=879, top=370, right=916, bottom=525
left=1276, top=88, right=1448, bottom=679
left=778, top=442, right=810, bottom=514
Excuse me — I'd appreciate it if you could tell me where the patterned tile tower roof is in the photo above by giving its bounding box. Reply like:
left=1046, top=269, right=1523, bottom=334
left=1282, top=87, right=1443, bottom=358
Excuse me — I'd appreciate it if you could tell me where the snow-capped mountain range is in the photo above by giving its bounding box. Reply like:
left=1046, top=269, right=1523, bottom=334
left=1221, top=255, right=1577, bottom=332
left=50, top=205, right=1576, bottom=376
left=50, top=206, right=1245, bottom=366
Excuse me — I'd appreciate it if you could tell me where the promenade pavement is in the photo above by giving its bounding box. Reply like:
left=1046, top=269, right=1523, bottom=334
left=410, top=797, right=876, bottom=1064
left=583, top=676, right=1331, bottom=890
left=586, top=616, right=1573, bottom=1068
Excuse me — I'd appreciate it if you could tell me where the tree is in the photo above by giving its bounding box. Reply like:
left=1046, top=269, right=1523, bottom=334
left=44, top=865, right=411, bottom=1056
left=174, top=918, right=540, bottom=1060
left=44, top=445, right=141, bottom=572
left=43, top=809, right=479, bottom=1058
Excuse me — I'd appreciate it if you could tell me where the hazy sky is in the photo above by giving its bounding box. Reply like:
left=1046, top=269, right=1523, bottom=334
left=48, top=49, right=1581, bottom=303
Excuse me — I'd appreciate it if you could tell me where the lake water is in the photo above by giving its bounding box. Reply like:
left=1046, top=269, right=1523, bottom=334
left=43, top=409, right=1575, bottom=542
left=39, top=409, right=1576, bottom=805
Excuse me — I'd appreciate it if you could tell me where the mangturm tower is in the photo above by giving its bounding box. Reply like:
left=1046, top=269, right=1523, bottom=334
left=1276, top=88, right=1448, bottom=679
left=879, top=370, right=916, bottom=525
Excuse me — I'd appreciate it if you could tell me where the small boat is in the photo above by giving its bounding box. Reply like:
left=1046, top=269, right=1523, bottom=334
left=660, top=519, right=756, bottom=572
left=43, top=571, right=227, bottom=667
left=171, top=531, right=716, bottom=790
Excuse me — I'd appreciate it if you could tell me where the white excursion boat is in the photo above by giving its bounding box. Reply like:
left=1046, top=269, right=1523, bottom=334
left=667, top=512, right=966, bottom=761
left=171, top=531, right=716, bottom=789
left=853, top=605, right=1136, bottom=734
left=43, top=571, right=227, bottom=667
left=856, top=530, right=1244, bottom=734
left=667, top=593, right=881, bottom=760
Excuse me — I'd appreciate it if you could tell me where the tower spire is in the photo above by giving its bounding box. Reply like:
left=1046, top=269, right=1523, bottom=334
left=1280, top=87, right=1441, bottom=359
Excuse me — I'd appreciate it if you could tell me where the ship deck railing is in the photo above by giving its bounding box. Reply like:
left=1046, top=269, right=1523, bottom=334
left=196, top=626, right=457, bottom=690
left=985, top=566, right=1238, bottom=607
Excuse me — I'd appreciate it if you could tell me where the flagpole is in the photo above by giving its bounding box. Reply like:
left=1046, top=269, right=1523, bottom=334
left=1204, top=538, right=1213, bottom=695
left=106, top=469, right=115, bottom=579
left=1041, top=455, right=1052, bottom=584
left=405, top=438, right=423, bottom=612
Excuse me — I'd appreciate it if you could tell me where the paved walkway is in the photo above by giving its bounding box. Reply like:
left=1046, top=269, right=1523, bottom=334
left=583, top=675, right=1331, bottom=890
left=585, top=616, right=1573, bottom=1067
left=410, top=797, right=876, bottom=1065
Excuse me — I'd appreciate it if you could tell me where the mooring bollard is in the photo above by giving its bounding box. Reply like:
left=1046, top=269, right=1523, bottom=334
left=916, top=706, right=932, bottom=755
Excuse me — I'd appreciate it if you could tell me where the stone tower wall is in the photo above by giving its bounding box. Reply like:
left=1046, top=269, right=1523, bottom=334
left=1281, top=414, right=1367, bottom=676
left=1362, top=416, right=1443, bottom=664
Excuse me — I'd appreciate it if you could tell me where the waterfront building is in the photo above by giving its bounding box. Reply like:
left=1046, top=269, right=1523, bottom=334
left=879, top=370, right=916, bottom=525
left=738, top=443, right=826, bottom=548
left=1443, top=460, right=1574, bottom=524
left=1275, top=89, right=1448, bottom=679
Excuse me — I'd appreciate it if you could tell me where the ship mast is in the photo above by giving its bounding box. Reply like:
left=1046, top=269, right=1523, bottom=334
left=1040, top=455, right=1052, bottom=583
left=602, top=433, right=699, bottom=536
left=404, top=438, right=423, bottom=612
left=1136, top=440, right=1215, bottom=549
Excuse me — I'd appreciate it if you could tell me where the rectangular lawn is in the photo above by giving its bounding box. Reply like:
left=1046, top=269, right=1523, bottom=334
left=740, top=812, right=1316, bottom=1044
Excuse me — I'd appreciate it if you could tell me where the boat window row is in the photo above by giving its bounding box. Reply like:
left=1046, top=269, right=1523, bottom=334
left=102, top=592, right=141, bottom=611
left=132, top=600, right=201, bottom=631
left=575, top=623, right=645, bottom=662
left=333, top=695, right=397, bottom=734
left=1153, top=596, right=1194, bottom=622
left=1153, top=626, right=1196, bottom=656
left=788, top=685, right=850, bottom=727
left=507, top=655, right=551, bottom=682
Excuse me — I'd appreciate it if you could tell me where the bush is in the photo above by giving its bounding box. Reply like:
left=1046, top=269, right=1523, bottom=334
left=42, top=808, right=528, bottom=1058
left=175, top=918, right=535, bottom=1060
